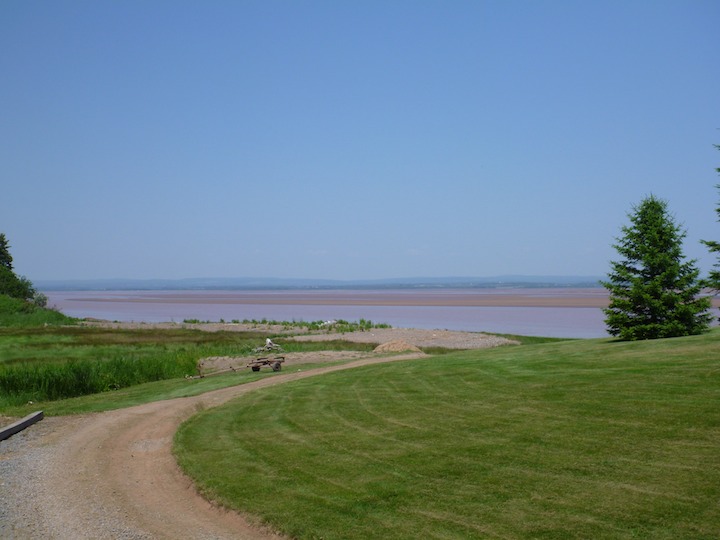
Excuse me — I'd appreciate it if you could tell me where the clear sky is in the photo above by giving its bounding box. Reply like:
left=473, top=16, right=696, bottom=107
left=2, top=1, right=719, bottom=281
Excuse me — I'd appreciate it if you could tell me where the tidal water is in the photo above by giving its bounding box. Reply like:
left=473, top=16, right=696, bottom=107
left=44, top=288, right=612, bottom=338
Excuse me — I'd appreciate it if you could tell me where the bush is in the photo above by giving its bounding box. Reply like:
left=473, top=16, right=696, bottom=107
left=0, top=266, right=35, bottom=300
left=0, top=293, right=74, bottom=327
left=33, top=292, right=48, bottom=308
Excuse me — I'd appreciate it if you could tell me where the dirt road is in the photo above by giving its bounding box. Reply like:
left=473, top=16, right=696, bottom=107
left=1, top=354, right=425, bottom=539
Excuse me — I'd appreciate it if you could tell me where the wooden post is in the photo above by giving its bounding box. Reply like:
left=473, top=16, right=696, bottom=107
left=0, top=411, right=44, bottom=442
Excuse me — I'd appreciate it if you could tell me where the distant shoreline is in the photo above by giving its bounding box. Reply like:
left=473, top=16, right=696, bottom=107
left=53, top=288, right=613, bottom=308
left=35, top=276, right=605, bottom=292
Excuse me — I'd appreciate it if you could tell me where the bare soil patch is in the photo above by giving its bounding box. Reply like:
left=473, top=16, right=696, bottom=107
left=291, top=327, right=518, bottom=349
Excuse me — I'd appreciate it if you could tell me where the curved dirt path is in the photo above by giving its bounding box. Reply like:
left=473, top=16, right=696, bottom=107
left=2, top=353, right=423, bottom=539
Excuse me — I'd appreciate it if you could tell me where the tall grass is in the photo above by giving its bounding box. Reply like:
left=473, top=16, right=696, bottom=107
left=0, top=351, right=197, bottom=405
left=0, top=319, right=259, bottom=406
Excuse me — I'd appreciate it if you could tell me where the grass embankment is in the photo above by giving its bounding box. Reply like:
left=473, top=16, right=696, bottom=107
left=175, top=331, right=720, bottom=539
left=0, top=294, right=74, bottom=327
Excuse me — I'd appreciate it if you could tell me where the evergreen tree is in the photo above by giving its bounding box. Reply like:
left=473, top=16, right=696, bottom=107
left=602, top=195, right=712, bottom=340
left=0, top=233, right=36, bottom=301
left=0, top=233, right=13, bottom=271
left=701, top=144, right=720, bottom=293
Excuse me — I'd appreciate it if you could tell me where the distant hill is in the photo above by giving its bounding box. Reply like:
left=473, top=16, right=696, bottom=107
left=36, top=275, right=604, bottom=291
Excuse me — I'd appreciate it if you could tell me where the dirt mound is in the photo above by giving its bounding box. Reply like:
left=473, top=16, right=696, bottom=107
left=373, top=340, right=423, bottom=353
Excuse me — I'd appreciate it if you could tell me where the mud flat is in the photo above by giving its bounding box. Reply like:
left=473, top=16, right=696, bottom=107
left=46, top=288, right=620, bottom=338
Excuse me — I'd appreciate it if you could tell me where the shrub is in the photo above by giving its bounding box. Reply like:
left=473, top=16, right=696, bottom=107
left=0, top=294, right=74, bottom=327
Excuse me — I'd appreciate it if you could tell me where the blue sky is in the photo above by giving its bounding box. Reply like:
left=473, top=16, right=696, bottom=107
left=2, top=1, right=719, bottom=281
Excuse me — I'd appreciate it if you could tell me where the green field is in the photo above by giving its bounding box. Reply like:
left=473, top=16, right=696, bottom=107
left=175, top=331, right=720, bottom=539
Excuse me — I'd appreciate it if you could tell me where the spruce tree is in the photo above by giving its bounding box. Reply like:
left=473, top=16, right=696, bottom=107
left=701, top=144, right=720, bottom=295
left=0, top=233, right=35, bottom=301
left=602, top=195, right=712, bottom=340
left=0, top=233, right=13, bottom=271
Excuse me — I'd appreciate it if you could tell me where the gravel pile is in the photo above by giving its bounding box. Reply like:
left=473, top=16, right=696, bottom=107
left=373, top=340, right=423, bottom=353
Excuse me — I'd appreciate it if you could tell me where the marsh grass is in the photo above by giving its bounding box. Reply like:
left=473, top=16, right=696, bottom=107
left=0, top=325, right=248, bottom=406
left=0, top=322, right=374, bottom=409
left=0, top=352, right=196, bottom=404
left=236, top=317, right=391, bottom=333
left=175, top=330, right=720, bottom=539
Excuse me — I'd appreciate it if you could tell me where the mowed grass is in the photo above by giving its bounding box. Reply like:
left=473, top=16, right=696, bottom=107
left=175, top=330, right=720, bottom=539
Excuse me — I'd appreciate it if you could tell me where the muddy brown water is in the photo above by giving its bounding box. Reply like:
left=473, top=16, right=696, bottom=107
left=44, top=288, right=618, bottom=338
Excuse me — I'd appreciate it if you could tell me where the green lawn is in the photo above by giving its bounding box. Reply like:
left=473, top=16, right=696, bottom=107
left=175, top=331, right=720, bottom=539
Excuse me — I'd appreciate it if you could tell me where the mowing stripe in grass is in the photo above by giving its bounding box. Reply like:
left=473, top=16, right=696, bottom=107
left=175, top=332, right=720, bottom=539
